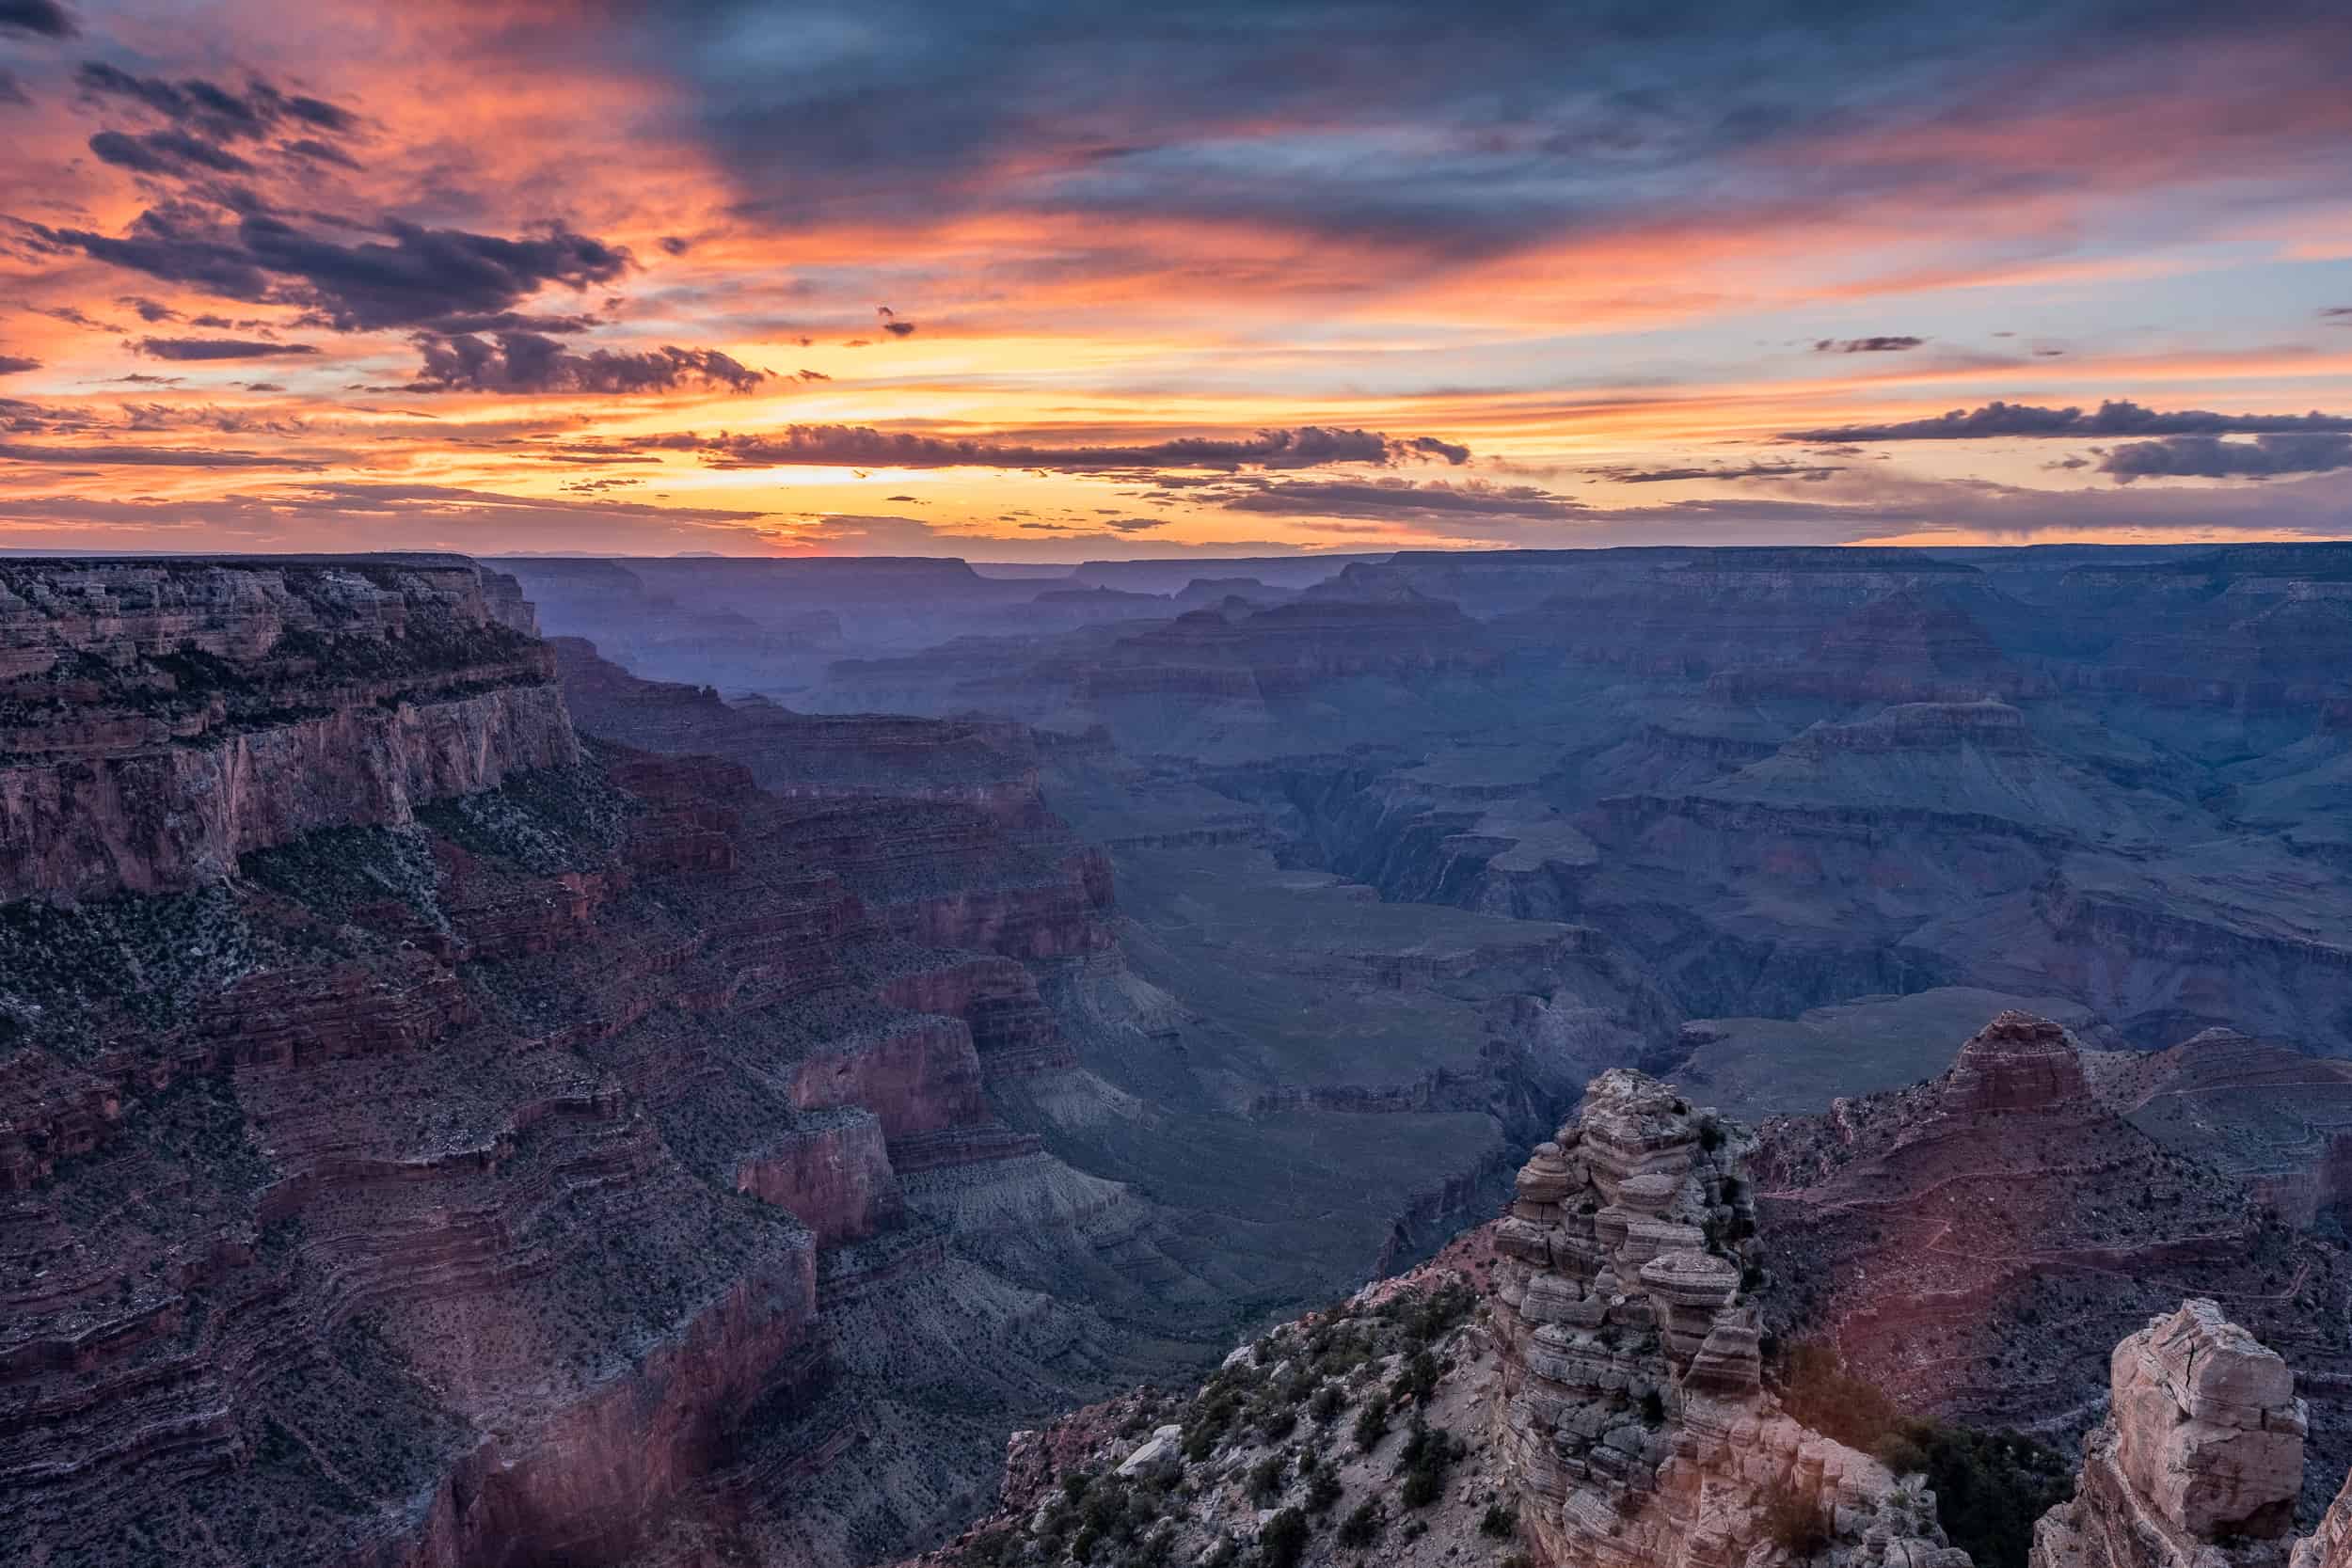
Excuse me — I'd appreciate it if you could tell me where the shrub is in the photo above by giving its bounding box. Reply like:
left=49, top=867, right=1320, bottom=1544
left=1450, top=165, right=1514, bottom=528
left=1770, top=1340, right=2072, bottom=1568
left=1259, top=1509, right=1310, bottom=1568
left=1353, top=1393, right=1390, bottom=1451
left=1337, top=1499, right=1385, bottom=1548
left=1394, top=1417, right=1457, bottom=1509
left=1390, top=1349, right=1440, bottom=1406
left=1762, top=1484, right=1832, bottom=1559
left=1306, top=1468, right=1343, bottom=1515
left=1479, top=1504, right=1518, bottom=1539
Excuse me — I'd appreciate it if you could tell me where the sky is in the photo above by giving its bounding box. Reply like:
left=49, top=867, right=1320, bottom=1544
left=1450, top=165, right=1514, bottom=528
left=3, top=0, right=2351, bottom=561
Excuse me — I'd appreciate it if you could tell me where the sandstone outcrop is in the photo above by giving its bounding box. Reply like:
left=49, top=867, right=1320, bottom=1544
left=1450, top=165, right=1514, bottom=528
left=2033, top=1302, right=2315, bottom=1568
left=1945, top=1010, right=2093, bottom=1113
left=1493, top=1069, right=1963, bottom=1568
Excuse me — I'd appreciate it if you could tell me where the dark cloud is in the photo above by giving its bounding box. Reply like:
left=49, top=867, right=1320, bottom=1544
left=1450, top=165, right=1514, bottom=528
left=135, top=335, right=319, bottom=360
left=1592, top=459, right=1843, bottom=483
left=1213, top=477, right=1587, bottom=521
left=31, top=211, right=633, bottom=333
left=405, top=330, right=768, bottom=394
left=2327, top=308, right=2352, bottom=323
left=0, top=69, right=29, bottom=107
left=283, top=137, right=363, bottom=170
left=0, top=482, right=782, bottom=555
left=28, top=304, right=105, bottom=330
left=568, top=0, right=2352, bottom=276
left=1813, top=336, right=1924, bottom=353
left=74, top=63, right=358, bottom=145
left=1099, top=516, right=1169, bottom=532
left=1783, top=399, right=2352, bottom=443
left=2098, top=434, right=2352, bottom=483
left=0, top=356, right=40, bottom=375
left=0, top=395, right=78, bottom=432
left=0, top=439, right=319, bottom=467
left=660, top=235, right=691, bottom=256
left=428, top=310, right=602, bottom=336
left=0, top=0, right=75, bottom=39
left=641, top=423, right=1470, bottom=473
left=88, top=128, right=255, bottom=176
left=117, top=402, right=308, bottom=436
left=121, top=295, right=180, bottom=323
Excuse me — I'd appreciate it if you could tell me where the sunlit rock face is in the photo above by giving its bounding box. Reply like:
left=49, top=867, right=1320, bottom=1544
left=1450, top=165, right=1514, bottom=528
left=1750, top=1012, right=2352, bottom=1500
left=2033, top=1301, right=2310, bottom=1568
left=1943, top=1010, right=2093, bottom=1114
left=0, top=556, right=577, bottom=903
left=1492, top=1069, right=1965, bottom=1568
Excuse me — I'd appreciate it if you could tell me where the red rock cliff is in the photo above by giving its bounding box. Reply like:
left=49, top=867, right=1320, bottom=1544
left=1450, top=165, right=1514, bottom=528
left=0, top=556, right=577, bottom=903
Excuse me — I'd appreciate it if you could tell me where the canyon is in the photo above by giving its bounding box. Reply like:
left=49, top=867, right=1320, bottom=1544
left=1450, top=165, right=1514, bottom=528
left=907, top=1038, right=2352, bottom=1568
left=11, top=542, right=2352, bottom=1568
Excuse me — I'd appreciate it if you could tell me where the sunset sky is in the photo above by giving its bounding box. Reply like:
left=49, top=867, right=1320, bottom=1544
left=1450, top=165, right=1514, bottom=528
left=3, top=0, right=2351, bottom=560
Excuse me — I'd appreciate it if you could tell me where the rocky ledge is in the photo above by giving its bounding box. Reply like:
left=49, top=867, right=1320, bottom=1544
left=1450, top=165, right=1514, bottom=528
left=2031, top=1300, right=2344, bottom=1568
left=0, top=557, right=574, bottom=902
left=911, top=1069, right=1976, bottom=1568
left=1751, top=1011, right=2352, bottom=1494
left=1493, top=1069, right=1963, bottom=1568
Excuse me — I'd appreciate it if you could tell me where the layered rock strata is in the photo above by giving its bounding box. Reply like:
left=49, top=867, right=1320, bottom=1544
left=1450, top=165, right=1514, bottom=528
left=2033, top=1302, right=2312, bottom=1568
left=1493, top=1069, right=1963, bottom=1568
left=1754, top=1012, right=2352, bottom=1498
left=0, top=556, right=576, bottom=903
left=0, top=562, right=1167, bottom=1568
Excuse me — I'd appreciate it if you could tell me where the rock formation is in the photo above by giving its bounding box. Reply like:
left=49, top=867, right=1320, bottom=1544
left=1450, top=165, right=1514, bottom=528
left=1492, top=1069, right=1963, bottom=1568
left=1753, top=1012, right=2352, bottom=1508
left=2033, top=1301, right=2312, bottom=1568
left=0, top=556, right=576, bottom=903
left=0, top=559, right=1194, bottom=1568
left=1945, top=1011, right=2092, bottom=1113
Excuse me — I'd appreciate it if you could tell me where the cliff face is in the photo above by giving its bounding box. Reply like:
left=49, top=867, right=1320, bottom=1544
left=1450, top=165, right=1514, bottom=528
left=0, top=560, right=1187, bottom=1568
left=2032, top=1301, right=2314, bottom=1568
left=1491, top=1070, right=1963, bottom=1568
left=0, top=557, right=577, bottom=903
left=1753, top=1014, right=2352, bottom=1511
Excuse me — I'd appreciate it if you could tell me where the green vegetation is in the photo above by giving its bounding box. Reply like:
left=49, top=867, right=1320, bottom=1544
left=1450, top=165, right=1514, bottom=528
left=1258, top=1508, right=1309, bottom=1568
left=416, top=750, right=639, bottom=872
left=1248, top=1451, right=1290, bottom=1505
left=1336, top=1498, right=1385, bottom=1548
left=1393, top=1416, right=1464, bottom=1509
left=1353, top=1392, right=1390, bottom=1450
left=1772, top=1342, right=2074, bottom=1568
left=1025, top=1468, right=1182, bottom=1568
left=1762, top=1483, right=1833, bottom=1560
